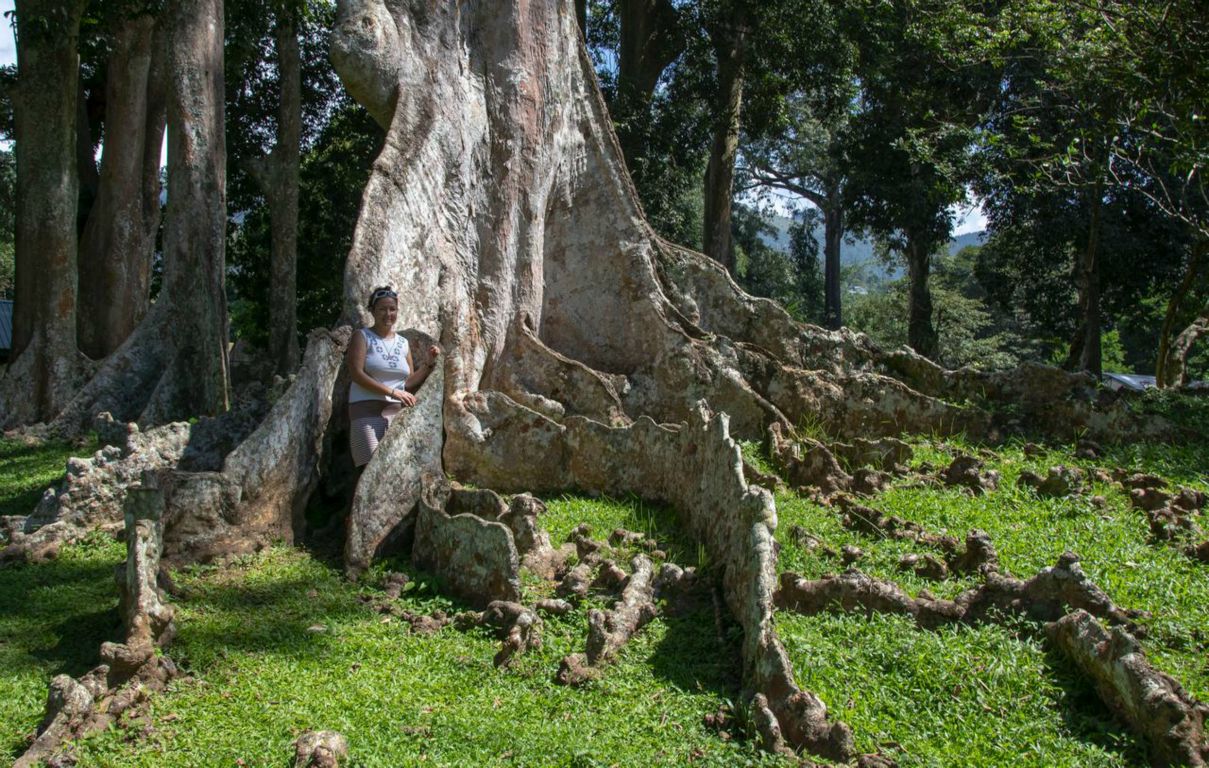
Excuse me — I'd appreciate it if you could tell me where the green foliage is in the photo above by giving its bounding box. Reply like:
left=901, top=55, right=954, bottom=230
left=0, top=149, right=13, bottom=300
left=847, top=247, right=1027, bottom=371
left=15, top=496, right=778, bottom=767
left=733, top=205, right=823, bottom=322
left=228, top=100, right=383, bottom=346
left=0, top=437, right=95, bottom=518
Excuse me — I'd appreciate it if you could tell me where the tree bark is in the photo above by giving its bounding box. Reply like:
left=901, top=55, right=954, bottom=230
left=905, top=234, right=938, bottom=360
left=1077, top=181, right=1103, bottom=377
left=1156, top=239, right=1203, bottom=387
left=613, top=0, right=682, bottom=166
left=249, top=12, right=302, bottom=375
left=1166, top=305, right=1209, bottom=388
left=3, top=0, right=89, bottom=424
left=823, top=197, right=842, bottom=330
left=153, top=0, right=230, bottom=419
left=702, top=5, right=747, bottom=273
left=77, top=14, right=167, bottom=360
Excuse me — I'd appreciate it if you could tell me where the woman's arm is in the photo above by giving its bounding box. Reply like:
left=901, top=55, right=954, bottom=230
left=346, top=331, right=417, bottom=405
left=404, top=343, right=442, bottom=392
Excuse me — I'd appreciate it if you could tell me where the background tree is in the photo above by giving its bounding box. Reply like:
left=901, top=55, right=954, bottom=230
left=75, top=4, right=167, bottom=359
left=3, top=0, right=90, bottom=423
left=842, top=0, right=998, bottom=361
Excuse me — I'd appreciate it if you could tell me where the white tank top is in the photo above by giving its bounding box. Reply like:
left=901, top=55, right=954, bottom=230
left=349, top=328, right=411, bottom=403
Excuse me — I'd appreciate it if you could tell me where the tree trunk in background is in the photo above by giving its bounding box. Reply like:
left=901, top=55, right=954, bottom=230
left=823, top=198, right=842, bottom=330
left=249, top=13, right=302, bottom=375
left=2, top=0, right=88, bottom=425
left=154, top=0, right=230, bottom=419
left=702, top=5, right=747, bottom=273
left=613, top=0, right=682, bottom=166
left=1166, top=305, right=1209, bottom=388
left=1156, top=239, right=1202, bottom=387
left=905, top=234, right=938, bottom=360
left=1075, top=181, right=1103, bottom=377
left=575, top=0, right=586, bottom=36
left=77, top=14, right=167, bottom=360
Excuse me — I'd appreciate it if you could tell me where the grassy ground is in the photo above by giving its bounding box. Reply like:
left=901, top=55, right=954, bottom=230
left=763, top=437, right=1208, bottom=766
left=1, top=432, right=1206, bottom=766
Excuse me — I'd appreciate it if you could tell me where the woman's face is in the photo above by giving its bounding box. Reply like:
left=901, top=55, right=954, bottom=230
left=371, top=297, right=398, bottom=328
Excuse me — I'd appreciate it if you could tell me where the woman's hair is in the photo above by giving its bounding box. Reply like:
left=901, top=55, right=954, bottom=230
left=367, top=285, right=398, bottom=310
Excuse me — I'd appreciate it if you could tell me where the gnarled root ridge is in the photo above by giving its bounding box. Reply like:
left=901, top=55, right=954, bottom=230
left=777, top=551, right=1138, bottom=631
left=454, top=601, right=544, bottom=668
left=557, top=554, right=657, bottom=686
left=446, top=396, right=858, bottom=761
left=1048, top=610, right=1209, bottom=767
left=16, top=479, right=178, bottom=768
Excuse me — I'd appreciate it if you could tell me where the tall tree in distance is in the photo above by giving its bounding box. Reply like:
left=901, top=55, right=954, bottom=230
left=2, top=0, right=89, bottom=424
left=742, top=76, right=856, bottom=330
left=76, top=8, right=167, bottom=360
left=612, top=0, right=684, bottom=169
left=701, top=0, right=747, bottom=272
left=246, top=2, right=303, bottom=375
left=842, top=0, right=996, bottom=360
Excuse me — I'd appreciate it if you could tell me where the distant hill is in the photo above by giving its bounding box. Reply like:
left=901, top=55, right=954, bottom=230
left=761, top=214, right=985, bottom=284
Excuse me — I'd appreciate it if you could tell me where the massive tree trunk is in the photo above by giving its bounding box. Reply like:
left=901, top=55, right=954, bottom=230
left=613, top=0, right=682, bottom=166
left=905, top=233, right=938, bottom=360
left=77, top=14, right=167, bottom=360
left=823, top=195, right=842, bottom=330
left=43, top=0, right=229, bottom=430
left=248, top=13, right=302, bottom=375
left=1, top=0, right=89, bottom=426
left=702, top=5, right=747, bottom=273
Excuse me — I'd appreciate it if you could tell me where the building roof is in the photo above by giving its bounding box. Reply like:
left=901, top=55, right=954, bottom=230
left=0, top=300, right=11, bottom=351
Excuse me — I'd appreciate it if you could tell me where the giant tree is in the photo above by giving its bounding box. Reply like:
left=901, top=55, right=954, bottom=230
left=76, top=7, right=167, bottom=360
left=2, top=0, right=90, bottom=424
left=27, top=0, right=232, bottom=428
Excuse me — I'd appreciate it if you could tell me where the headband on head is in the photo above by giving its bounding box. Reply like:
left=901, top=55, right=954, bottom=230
left=368, top=286, right=398, bottom=309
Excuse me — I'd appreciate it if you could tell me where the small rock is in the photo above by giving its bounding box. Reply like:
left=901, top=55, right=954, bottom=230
left=293, top=729, right=349, bottom=768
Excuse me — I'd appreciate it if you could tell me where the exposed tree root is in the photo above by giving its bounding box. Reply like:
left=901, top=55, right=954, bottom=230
left=557, top=554, right=657, bottom=686
left=15, top=480, right=178, bottom=768
left=454, top=601, right=543, bottom=668
left=1017, top=465, right=1086, bottom=498
left=777, top=552, right=1140, bottom=632
left=1047, top=610, right=1209, bottom=767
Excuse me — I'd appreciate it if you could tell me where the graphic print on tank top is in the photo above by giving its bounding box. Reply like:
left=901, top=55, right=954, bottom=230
left=368, top=332, right=405, bottom=370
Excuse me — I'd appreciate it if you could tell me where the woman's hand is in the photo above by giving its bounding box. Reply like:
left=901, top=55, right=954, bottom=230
left=428, top=344, right=442, bottom=367
left=392, top=389, right=418, bottom=407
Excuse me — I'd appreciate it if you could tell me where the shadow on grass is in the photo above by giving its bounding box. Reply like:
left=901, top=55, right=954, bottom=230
left=1041, top=644, right=1149, bottom=764
left=0, top=551, right=122, bottom=762
left=0, top=555, right=122, bottom=678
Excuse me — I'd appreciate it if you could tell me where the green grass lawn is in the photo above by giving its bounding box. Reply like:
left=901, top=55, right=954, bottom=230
left=2, top=433, right=1206, bottom=767
left=768, top=437, right=1208, bottom=766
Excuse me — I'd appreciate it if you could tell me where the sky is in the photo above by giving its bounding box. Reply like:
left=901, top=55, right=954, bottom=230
left=0, top=1, right=987, bottom=235
left=0, top=1, right=12, bottom=68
